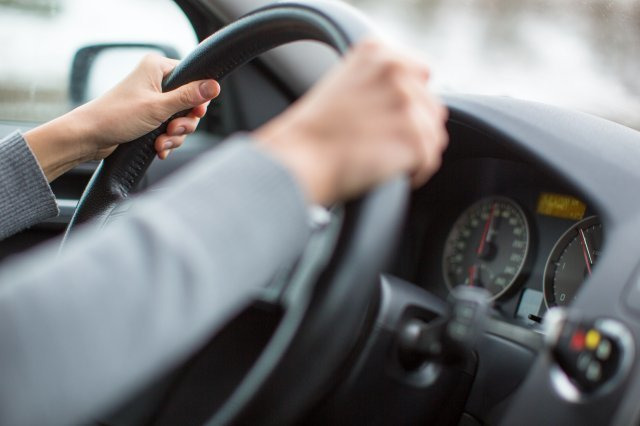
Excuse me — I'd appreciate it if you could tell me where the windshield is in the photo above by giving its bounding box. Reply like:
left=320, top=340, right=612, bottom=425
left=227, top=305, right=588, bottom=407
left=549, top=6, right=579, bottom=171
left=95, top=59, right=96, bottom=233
left=343, top=0, right=640, bottom=130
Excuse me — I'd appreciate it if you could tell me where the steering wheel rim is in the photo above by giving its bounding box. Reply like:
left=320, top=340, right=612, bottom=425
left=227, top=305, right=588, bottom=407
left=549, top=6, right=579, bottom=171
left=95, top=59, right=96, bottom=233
left=64, top=1, right=410, bottom=424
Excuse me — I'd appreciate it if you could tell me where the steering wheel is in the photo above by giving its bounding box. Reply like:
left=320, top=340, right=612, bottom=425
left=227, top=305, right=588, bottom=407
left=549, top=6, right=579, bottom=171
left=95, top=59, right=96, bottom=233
left=64, top=1, right=409, bottom=424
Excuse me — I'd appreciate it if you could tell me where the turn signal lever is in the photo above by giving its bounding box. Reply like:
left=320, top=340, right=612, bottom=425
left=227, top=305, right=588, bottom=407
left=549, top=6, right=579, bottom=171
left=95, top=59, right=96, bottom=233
left=398, top=286, right=492, bottom=367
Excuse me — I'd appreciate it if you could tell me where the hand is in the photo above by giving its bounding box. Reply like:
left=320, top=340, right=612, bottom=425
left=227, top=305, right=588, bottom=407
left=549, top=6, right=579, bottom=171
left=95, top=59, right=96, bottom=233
left=75, top=54, right=220, bottom=161
left=254, top=39, right=448, bottom=205
left=25, top=54, right=220, bottom=181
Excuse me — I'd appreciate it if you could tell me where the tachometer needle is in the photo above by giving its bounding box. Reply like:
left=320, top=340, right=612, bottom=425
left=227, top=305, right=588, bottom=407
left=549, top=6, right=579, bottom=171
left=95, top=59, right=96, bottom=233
left=477, top=202, right=496, bottom=256
left=579, top=228, right=593, bottom=275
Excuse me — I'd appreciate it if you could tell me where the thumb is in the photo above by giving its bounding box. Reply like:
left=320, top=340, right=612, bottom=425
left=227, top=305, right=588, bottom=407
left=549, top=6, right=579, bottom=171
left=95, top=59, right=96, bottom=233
left=162, top=79, right=220, bottom=113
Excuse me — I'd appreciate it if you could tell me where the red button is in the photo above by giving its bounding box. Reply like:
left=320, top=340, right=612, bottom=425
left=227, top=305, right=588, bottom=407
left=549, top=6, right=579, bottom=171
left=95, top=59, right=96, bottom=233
left=570, top=330, right=586, bottom=351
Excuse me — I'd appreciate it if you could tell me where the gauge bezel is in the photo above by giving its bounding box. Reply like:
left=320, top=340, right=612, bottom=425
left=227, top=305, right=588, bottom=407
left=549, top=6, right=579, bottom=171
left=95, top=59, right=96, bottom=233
left=442, top=196, right=531, bottom=301
left=543, top=215, right=601, bottom=308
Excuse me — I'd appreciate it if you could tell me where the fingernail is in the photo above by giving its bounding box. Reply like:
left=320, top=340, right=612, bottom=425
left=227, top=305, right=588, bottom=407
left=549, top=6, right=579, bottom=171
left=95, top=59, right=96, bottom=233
left=174, top=126, right=186, bottom=136
left=162, top=141, right=174, bottom=151
left=199, top=81, right=217, bottom=99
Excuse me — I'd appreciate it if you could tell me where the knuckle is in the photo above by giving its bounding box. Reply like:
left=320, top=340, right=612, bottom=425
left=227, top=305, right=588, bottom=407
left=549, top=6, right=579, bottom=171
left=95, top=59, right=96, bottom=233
left=141, top=53, right=160, bottom=67
left=355, top=38, right=383, bottom=56
left=179, top=87, right=195, bottom=107
left=380, top=57, right=405, bottom=78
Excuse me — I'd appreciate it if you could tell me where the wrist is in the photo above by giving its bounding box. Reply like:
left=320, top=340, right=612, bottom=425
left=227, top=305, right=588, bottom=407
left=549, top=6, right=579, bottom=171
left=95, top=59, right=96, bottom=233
left=24, top=108, right=96, bottom=181
left=66, top=102, right=106, bottom=162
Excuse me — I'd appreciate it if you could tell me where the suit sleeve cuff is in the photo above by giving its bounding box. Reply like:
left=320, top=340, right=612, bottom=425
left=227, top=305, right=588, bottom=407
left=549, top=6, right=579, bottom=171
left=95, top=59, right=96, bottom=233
left=0, top=131, right=58, bottom=239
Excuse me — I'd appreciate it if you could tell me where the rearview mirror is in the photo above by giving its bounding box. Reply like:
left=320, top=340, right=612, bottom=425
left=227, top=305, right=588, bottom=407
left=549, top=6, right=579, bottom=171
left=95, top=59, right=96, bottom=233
left=69, top=43, right=180, bottom=106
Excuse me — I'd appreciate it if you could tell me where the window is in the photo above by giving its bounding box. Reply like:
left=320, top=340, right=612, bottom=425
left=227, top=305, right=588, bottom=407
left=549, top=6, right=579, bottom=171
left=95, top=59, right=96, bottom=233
left=0, top=0, right=197, bottom=123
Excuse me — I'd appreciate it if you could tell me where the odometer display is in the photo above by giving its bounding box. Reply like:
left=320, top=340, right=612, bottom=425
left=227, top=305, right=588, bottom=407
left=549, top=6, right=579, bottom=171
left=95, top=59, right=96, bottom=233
left=543, top=216, right=602, bottom=307
left=442, top=196, right=530, bottom=299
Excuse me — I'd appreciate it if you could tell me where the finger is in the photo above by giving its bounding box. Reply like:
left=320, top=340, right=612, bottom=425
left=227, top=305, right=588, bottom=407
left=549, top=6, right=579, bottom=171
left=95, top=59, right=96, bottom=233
left=386, top=45, right=431, bottom=82
left=190, top=101, right=210, bottom=119
left=358, top=38, right=431, bottom=83
left=155, top=134, right=187, bottom=158
left=158, top=148, right=173, bottom=160
left=404, top=75, right=448, bottom=145
left=396, top=80, right=447, bottom=187
left=410, top=112, right=449, bottom=187
left=166, top=116, right=201, bottom=137
left=162, top=79, right=220, bottom=114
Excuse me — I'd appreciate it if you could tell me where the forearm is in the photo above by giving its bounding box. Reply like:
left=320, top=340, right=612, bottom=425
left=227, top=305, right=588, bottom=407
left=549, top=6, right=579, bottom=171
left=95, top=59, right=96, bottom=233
left=23, top=106, right=96, bottom=182
left=0, top=138, right=310, bottom=425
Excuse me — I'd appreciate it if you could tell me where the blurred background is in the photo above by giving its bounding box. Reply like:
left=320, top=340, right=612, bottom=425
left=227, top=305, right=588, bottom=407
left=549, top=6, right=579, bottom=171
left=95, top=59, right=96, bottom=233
left=1, top=0, right=639, bottom=130
left=0, top=0, right=196, bottom=122
left=343, top=0, right=640, bottom=130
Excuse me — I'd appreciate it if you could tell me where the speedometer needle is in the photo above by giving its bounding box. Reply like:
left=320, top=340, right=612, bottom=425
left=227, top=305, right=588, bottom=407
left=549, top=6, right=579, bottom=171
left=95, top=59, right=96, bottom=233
left=468, top=265, right=480, bottom=287
left=477, top=202, right=496, bottom=256
left=579, top=228, right=593, bottom=276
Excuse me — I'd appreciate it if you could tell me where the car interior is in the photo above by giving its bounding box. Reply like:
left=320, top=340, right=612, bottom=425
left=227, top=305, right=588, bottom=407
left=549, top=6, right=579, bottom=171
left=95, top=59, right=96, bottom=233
left=1, top=0, right=640, bottom=425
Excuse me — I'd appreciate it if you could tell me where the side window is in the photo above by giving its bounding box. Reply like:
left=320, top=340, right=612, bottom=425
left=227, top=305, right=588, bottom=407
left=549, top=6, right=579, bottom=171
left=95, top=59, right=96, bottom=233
left=0, top=0, right=197, bottom=124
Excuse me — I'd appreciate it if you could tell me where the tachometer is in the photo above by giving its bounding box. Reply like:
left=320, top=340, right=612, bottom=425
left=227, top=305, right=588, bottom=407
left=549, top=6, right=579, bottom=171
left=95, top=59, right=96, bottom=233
left=543, top=216, right=602, bottom=307
left=442, top=196, right=530, bottom=299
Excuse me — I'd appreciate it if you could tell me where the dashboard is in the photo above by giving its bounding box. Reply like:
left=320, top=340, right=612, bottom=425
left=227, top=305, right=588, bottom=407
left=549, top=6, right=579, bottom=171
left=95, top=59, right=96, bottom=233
left=396, top=118, right=603, bottom=328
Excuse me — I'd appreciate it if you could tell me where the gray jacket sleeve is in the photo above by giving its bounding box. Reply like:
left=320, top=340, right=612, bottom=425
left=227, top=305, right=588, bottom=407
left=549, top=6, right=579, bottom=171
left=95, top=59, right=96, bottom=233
left=0, top=131, right=59, bottom=239
left=0, top=135, right=311, bottom=426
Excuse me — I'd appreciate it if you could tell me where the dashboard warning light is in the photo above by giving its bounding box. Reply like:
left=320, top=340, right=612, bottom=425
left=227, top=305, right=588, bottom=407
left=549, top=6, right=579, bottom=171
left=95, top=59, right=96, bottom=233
left=537, top=192, right=586, bottom=220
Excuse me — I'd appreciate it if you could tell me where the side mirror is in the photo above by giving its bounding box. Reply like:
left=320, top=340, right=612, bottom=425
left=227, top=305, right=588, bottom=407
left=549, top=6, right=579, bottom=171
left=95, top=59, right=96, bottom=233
left=69, top=43, right=180, bottom=106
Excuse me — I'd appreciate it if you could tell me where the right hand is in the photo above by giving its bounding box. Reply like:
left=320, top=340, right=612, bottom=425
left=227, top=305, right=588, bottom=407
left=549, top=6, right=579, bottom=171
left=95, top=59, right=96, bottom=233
left=254, top=38, right=449, bottom=205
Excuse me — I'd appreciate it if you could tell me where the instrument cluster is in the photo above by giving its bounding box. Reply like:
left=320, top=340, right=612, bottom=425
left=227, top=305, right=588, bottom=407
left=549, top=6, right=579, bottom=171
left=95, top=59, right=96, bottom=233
left=409, top=157, right=603, bottom=326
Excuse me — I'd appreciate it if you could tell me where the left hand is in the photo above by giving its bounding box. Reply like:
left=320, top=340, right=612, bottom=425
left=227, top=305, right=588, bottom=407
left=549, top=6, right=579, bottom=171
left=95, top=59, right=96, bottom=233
left=25, top=55, right=220, bottom=181
left=74, top=54, right=220, bottom=160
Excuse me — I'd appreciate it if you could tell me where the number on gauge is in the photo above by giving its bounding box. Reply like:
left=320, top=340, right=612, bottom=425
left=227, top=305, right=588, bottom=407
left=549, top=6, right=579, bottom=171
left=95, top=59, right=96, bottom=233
left=442, top=196, right=530, bottom=299
left=544, top=216, right=602, bottom=307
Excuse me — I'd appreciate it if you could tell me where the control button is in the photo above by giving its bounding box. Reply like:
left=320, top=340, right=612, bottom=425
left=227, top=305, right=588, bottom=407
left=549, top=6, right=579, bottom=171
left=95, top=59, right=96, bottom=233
left=577, top=352, right=592, bottom=371
left=548, top=314, right=634, bottom=399
left=586, top=361, right=602, bottom=382
left=570, top=329, right=586, bottom=351
left=596, top=339, right=612, bottom=361
left=585, top=329, right=601, bottom=350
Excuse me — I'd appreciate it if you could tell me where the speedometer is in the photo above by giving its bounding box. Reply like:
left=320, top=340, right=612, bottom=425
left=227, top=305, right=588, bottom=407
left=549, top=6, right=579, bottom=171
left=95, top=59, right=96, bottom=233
left=442, top=196, right=530, bottom=299
left=543, top=216, right=602, bottom=307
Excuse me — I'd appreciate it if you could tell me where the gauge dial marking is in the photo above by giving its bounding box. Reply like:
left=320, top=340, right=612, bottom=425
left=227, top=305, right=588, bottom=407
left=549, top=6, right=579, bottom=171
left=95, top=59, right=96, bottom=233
left=544, top=216, right=602, bottom=307
left=443, top=196, right=530, bottom=300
